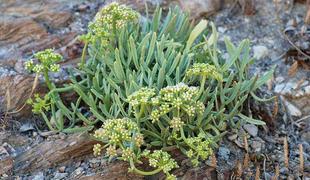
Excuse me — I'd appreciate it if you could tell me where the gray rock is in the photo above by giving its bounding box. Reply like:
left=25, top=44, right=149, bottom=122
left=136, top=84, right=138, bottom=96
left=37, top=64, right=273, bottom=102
left=218, top=147, right=230, bottom=161
left=32, top=172, right=44, bottom=180
left=228, top=134, right=238, bottom=141
left=283, top=98, right=302, bottom=117
left=301, top=131, right=310, bottom=145
left=280, top=167, right=289, bottom=175
left=58, top=166, right=66, bottom=173
left=253, top=45, right=268, bottom=60
left=251, top=140, right=262, bottom=152
left=243, top=124, right=258, bottom=137
left=178, top=0, right=221, bottom=19
left=72, top=167, right=84, bottom=177
left=19, top=123, right=35, bottom=132
left=54, top=172, right=68, bottom=180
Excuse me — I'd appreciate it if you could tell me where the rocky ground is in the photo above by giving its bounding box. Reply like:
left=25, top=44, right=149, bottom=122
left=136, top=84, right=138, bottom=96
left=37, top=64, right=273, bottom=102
left=0, top=0, right=309, bottom=179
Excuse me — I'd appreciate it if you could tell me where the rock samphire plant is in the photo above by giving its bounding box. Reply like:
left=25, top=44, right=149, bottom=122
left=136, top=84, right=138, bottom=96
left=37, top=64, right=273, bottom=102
left=24, top=2, right=273, bottom=179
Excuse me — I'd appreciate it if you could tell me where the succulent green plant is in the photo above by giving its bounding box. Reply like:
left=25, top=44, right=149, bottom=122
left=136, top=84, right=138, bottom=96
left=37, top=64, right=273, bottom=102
left=70, top=3, right=208, bottom=124
left=24, top=2, right=274, bottom=178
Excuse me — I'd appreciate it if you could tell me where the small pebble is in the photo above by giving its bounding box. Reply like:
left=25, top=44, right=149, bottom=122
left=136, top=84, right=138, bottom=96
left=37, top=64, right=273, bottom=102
left=251, top=140, right=262, bottom=152
left=280, top=167, right=289, bottom=175
left=243, top=124, right=258, bottom=137
left=253, top=45, right=268, bottom=60
left=228, top=134, right=238, bottom=141
left=54, top=172, right=68, bottom=180
left=218, top=147, right=230, bottom=161
left=58, top=166, right=66, bottom=173
left=72, top=167, right=84, bottom=176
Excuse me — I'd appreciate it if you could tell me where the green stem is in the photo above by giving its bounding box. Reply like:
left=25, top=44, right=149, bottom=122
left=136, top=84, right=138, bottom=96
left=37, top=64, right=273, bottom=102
left=180, top=127, right=187, bottom=141
left=43, top=70, right=53, bottom=90
left=129, top=159, right=162, bottom=176
left=137, top=105, right=145, bottom=119
left=41, top=112, right=56, bottom=131
left=198, top=76, right=207, bottom=98
left=80, top=41, right=89, bottom=68
left=47, top=85, right=74, bottom=96
left=134, top=104, right=145, bottom=130
left=180, top=127, right=195, bottom=149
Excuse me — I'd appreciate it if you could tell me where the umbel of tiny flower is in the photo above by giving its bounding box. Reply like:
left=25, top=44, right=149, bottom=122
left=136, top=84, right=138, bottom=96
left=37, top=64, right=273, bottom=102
left=121, top=148, right=134, bottom=161
left=185, top=133, right=213, bottom=167
left=93, top=118, right=143, bottom=161
left=93, top=118, right=139, bottom=143
left=170, top=117, right=184, bottom=131
left=88, top=2, right=139, bottom=40
left=150, top=83, right=205, bottom=122
left=141, top=150, right=178, bottom=177
left=186, top=63, right=222, bottom=81
left=127, top=87, right=156, bottom=107
left=93, top=143, right=102, bottom=156
left=24, top=49, right=62, bottom=73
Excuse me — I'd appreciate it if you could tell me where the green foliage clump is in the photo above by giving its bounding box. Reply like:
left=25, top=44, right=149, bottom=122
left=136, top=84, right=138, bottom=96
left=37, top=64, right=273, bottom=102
left=24, top=2, right=274, bottom=178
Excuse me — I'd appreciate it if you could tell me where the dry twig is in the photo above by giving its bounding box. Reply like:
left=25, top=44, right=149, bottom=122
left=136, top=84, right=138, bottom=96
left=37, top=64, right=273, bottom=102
left=288, top=61, right=299, bottom=77
left=244, top=135, right=249, bottom=152
left=272, top=164, right=279, bottom=180
left=243, top=153, right=250, bottom=169
left=272, top=96, right=279, bottom=119
left=255, top=165, right=260, bottom=180
left=299, top=144, right=304, bottom=176
left=282, top=32, right=310, bottom=59
left=211, top=153, right=217, bottom=168
left=284, top=136, right=289, bottom=168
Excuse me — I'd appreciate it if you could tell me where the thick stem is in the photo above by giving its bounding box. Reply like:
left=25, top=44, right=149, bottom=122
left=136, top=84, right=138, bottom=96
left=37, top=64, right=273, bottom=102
left=47, top=85, right=74, bottom=96
left=43, top=70, right=53, bottom=91
left=129, top=159, right=162, bottom=176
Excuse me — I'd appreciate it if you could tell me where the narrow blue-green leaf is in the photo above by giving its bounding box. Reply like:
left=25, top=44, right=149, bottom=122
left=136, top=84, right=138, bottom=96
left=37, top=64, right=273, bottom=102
left=239, top=113, right=266, bottom=125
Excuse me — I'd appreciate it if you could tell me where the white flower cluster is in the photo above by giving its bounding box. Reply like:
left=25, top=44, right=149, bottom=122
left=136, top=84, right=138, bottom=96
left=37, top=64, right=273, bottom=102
left=24, top=49, right=62, bottom=73
left=150, top=83, right=204, bottom=122
left=88, top=2, right=139, bottom=40
left=169, top=117, right=184, bottom=131
left=185, top=133, right=213, bottom=166
left=127, top=87, right=156, bottom=107
left=186, top=63, right=222, bottom=81
left=93, top=118, right=143, bottom=160
left=142, top=150, right=178, bottom=177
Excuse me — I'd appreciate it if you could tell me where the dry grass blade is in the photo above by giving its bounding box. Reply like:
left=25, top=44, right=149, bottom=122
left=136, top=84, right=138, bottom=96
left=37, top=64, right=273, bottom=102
left=243, top=153, right=249, bottom=169
left=284, top=136, right=289, bottom=168
left=299, top=144, right=304, bottom=176
left=255, top=165, right=260, bottom=180
left=305, top=0, right=310, bottom=24
left=236, top=161, right=243, bottom=178
left=2, top=89, right=12, bottom=127
left=211, top=153, right=217, bottom=168
left=282, top=32, right=310, bottom=59
left=296, top=78, right=306, bottom=90
left=272, top=96, right=279, bottom=119
left=244, top=135, right=249, bottom=152
left=288, top=61, right=298, bottom=77
left=272, top=164, right=279, bottom=180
